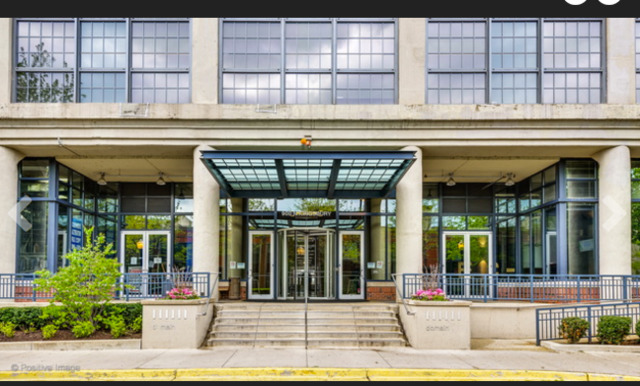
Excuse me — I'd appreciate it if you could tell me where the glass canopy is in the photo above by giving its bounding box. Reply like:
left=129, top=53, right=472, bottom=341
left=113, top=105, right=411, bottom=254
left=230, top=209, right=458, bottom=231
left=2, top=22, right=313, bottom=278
left=200, top=150, right=416, bottom=199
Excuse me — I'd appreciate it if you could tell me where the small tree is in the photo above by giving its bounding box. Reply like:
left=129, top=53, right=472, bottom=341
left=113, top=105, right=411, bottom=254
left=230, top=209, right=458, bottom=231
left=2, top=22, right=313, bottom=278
left=34, top=227, right=124, bottom=336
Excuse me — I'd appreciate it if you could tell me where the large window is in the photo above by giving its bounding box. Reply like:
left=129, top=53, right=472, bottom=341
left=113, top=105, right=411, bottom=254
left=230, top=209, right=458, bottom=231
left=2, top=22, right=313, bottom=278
left=636, top=19, right=640, bottom=103
left=14, top=18, right=191, bottom=103
left=631, top=160, right=640, bottom=274
left=426, top=18, right=604, bottom=104
left=220, top=18, right=397, bottom=104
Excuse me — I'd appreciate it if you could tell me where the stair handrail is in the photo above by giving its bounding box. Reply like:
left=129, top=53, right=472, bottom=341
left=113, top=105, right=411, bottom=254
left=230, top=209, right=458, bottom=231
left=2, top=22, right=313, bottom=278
left=199, top=271, right=219, bottom=316
left=304, top=271, right=309, bottom=349
left=391, top=273, right=415, bottom=316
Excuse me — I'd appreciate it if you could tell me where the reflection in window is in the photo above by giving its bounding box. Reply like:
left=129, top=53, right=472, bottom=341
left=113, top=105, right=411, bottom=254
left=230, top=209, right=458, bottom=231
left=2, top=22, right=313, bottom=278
left=221, top=18, right=396, bottom=105
left=567, top=203, right=596, bottom=275
left=427, top=18, right=603, bottom=104
left=14, top=18, right=190, bottom=103
left=18, top=201, right=49, bottom=273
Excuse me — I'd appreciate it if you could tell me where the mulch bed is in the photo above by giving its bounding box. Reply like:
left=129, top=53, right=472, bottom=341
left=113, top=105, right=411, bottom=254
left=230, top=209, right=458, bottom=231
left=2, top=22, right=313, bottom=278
left=0, top=329, right=141, bottom=342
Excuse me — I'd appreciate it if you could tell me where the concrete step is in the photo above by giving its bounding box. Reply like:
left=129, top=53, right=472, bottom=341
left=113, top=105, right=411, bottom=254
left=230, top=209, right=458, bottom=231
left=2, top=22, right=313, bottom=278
left=207, top=338, right=307, bottom=347
left=207, top=302, right=407, bottom=348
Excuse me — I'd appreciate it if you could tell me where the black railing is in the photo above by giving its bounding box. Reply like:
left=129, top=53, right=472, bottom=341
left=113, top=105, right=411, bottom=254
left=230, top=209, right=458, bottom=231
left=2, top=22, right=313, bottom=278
left=0, top=272, right=211, bottom=301
left=401, top=273, right=640, bottom=303
left=535, top=302, right=640, bottom=345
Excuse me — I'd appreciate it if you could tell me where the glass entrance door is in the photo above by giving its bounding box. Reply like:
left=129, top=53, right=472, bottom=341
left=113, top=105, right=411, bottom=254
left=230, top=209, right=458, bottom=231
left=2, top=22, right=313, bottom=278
left=339, top=231, right=364, bottom=300
left=120, top=231, right=171, bottom=297
left=248, top=231, right=274, bottom=299
left=278, top=228, right=334, bottom=300
left=442, top=232, right=491, bottom=298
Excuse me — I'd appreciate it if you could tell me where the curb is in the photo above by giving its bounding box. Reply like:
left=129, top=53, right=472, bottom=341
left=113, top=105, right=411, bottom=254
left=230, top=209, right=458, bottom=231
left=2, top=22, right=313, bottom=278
left=1, top=368, right=639, bottom=381
left=541, top=340, right=640, bottom=353
left=0, top=339, right=141, bottom=351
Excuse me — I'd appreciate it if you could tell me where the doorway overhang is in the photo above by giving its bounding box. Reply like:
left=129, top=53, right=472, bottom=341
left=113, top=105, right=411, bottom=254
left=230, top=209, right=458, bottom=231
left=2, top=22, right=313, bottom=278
left=200, top=150, right=416, bottom=199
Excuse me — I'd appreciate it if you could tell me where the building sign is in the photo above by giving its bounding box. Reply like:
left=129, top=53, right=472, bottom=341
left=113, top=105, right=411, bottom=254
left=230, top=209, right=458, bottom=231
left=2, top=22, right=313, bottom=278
left=281, top=211, right=332, bottom=218
left=70, top=218, right=83, bottom=251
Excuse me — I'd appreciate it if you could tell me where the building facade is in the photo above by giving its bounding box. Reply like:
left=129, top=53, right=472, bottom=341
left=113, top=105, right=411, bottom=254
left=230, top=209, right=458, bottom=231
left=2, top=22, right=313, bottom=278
left=1, top=18, right=639, bottom=302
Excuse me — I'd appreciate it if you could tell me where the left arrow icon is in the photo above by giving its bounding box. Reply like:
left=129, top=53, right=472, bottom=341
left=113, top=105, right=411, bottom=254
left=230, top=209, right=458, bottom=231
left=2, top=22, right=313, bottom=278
left=8, top=195, right=33, bottom=232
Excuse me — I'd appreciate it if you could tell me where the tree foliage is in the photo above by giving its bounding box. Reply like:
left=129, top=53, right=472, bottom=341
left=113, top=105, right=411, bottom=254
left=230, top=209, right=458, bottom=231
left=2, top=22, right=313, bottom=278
left=34, top=227, right=124, bottom=332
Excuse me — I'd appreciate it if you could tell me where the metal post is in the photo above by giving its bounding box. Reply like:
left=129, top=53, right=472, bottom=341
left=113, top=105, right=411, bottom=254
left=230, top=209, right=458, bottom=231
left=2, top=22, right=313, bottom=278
left=577, top=277, right=581, bottom=303
left=535, top=309, right=540, bottom=346
left=530, top=275, right=534, bottom=303
left=483, top=274, right=487, bottom=303
left=587, top=306, right=592, bottom=343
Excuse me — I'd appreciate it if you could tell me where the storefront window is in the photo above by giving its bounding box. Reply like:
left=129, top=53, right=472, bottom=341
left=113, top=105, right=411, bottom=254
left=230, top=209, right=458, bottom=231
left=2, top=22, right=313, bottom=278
left=174, top=215, right=193, bottom=270
left=17, top=201, right=48, bottom=273
left=567, top=203, right=596, bottom=275
left=423, top=216, right=439, bottom=270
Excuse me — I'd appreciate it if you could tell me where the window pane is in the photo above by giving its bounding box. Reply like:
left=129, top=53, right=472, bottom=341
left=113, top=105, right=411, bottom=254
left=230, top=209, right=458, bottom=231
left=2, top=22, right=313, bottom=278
left=18, top=201, right=49, bottom=273
left=567, top=203, right=596, bottom=275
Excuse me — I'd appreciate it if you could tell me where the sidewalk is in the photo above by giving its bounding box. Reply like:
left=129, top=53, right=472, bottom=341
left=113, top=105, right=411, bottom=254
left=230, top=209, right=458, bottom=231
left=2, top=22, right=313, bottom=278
left=1, top=340, right=640, bottom=381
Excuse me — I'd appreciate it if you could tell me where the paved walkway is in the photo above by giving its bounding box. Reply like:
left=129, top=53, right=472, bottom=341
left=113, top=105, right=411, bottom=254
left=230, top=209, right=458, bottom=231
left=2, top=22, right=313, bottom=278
left=1, top=340, right=639, bottom=381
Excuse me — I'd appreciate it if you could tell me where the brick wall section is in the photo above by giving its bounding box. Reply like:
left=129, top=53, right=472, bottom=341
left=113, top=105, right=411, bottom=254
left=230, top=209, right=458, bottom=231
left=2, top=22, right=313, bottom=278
left=497, top=286, right=601, bottom=303
left=366, top=285, right=396, bottom=301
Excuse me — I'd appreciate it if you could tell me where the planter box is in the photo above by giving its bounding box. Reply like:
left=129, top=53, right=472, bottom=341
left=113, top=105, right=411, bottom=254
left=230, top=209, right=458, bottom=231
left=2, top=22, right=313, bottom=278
left=398, top=299, right=472, bottom=350
left=141, top=298, right=214, bottom=349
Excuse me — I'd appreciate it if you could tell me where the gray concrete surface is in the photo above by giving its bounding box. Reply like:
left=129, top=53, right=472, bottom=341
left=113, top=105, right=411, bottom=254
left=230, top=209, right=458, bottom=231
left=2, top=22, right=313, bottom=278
left=0, top=340, right=639, bottom=380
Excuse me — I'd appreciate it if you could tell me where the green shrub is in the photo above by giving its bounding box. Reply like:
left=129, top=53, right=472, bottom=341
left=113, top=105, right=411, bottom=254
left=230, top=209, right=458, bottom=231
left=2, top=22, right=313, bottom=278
left=34, top=228, right=127, bottom=333
left=0, top=322, right=17, bottom=338
left=129, top=315, right=142, bottom=333
left=104, top=315, right=127, bottom=339
left=636, top=319, right=640, bottom=338
left=558, top=317, right=590, bottom=344
left=0, top=307, right=45, bottom=331
left=100, top=303, right=142, bottom=331
left=71, top=321, right=96, bottom=339
left=41, top=324, right=58, bottom=340
left=40, top=305, right=71, bottom=329
left=597, top=315, right=632, bottom=345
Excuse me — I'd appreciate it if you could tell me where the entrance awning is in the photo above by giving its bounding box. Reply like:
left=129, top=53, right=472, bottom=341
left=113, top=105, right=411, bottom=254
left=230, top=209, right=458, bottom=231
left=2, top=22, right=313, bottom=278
left=200, top=150, right=416, bottom=199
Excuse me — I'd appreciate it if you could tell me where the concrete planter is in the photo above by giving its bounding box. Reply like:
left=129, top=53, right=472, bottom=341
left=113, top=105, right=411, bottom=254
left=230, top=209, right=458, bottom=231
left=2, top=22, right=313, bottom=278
left=398, top=299, right=472, bottom=350
left=141, top=298, right=214, bottom=349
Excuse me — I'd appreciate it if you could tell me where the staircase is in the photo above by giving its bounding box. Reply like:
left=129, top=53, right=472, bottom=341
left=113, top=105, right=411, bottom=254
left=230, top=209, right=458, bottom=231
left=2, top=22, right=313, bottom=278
left=205, top=302, right=407, bottom=348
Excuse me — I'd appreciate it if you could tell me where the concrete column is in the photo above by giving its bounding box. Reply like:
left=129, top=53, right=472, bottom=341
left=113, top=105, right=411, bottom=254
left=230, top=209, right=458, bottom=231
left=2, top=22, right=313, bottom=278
left=592, top=145, right=631, bottom=275
left=192, top=145, right=220, bottom=299
left=395, top=145, right=423, bottom=297
left=191, top=18, right=218, bottom=104
left=0, top=146, right=24, bottom=274
left=0, top=18, right=13, bottom=104
left=606, top=18, right=636, bottom=104
left=228, top=198, right=243, bottom=278
left=369, top=198, right=385, bottom=280
left=398, top=18, right=426, bottom=105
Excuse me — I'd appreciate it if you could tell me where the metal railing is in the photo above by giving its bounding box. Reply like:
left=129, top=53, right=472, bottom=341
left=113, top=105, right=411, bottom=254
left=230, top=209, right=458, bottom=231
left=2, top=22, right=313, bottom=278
left=400, top=273, right=640, bottom=303
left=390, top=273, right=415, bottom=316
left=536, top=302, right=640, bottom=345
left=0, top=272, right=211, bottom=302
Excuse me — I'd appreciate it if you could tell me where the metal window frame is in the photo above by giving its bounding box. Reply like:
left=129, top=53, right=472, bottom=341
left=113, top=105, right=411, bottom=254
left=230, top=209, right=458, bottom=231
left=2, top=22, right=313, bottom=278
left=219, top=18, right=398, bottom=105
left=425, top=18, right=605, bottom=105
left=13, top=18, right=191, bottom=103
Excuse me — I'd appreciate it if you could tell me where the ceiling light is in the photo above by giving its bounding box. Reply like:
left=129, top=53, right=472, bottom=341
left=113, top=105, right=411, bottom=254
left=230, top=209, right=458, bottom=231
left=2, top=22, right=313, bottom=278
left=156, top=173, right=166, bottom=186
left=505, top=173, right=516, bottom=187
left=446, top=173, right=456, bottom=187
left=97, top=172, right=107, bottom=186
